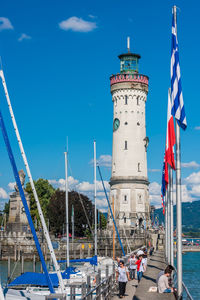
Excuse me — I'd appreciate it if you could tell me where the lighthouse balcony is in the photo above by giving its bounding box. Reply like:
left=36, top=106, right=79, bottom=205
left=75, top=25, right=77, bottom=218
left=110, top=73, right=149, bottom=86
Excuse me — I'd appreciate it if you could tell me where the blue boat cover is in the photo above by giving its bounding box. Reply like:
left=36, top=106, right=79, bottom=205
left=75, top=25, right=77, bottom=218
left=58, top=255, right=98, bottom=266
left=9, top=267, right=77, bottom=287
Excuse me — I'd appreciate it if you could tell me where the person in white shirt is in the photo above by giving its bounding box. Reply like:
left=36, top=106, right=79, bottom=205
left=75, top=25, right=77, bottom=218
left=116, top=260, right=130, bottom=298
left=129, top=254, right=137, bottom=280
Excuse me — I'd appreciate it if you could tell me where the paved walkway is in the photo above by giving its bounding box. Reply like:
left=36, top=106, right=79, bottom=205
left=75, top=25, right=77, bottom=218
left=112, top=251, right=175, bottom=300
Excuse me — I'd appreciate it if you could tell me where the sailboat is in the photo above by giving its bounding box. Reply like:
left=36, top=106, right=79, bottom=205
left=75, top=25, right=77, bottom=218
left=0, top=68, right=116, bottom=299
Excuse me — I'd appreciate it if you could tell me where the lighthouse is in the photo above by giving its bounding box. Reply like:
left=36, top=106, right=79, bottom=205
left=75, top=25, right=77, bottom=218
left=108, top=39, right=150, bottom=232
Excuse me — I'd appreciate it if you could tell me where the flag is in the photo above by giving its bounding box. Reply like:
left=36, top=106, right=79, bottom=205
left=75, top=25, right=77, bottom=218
left=161, top=160, right=167, bottom=198
left=171, top=10, right=187, bottom=130
left=161, top=157, right=168, bottom=215
left=165, top=89, right=176, bottom=170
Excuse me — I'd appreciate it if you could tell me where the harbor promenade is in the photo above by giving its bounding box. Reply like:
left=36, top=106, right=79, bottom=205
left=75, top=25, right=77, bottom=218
left=112, top=250, right=175, bottom=300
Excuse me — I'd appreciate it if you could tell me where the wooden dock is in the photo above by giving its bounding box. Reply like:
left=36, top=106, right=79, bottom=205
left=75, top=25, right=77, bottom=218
left=112, top=251, right=175, bottom=300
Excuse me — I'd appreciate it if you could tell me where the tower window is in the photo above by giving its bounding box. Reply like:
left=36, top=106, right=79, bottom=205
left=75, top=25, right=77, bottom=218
left=124, top=217, right=126, bottom=223
left=125, top=95, right=128, bottom=105
left=124, top=122, right=128, bottom=125
left=138, top=194, right=142, bottom=204
left=138, top=163, right=141, bottom=172
left=137, top=96, right=140, bottom=106
left=125, top=141, right=128, bottom=150
left=124, top=195, right=127, bottom=202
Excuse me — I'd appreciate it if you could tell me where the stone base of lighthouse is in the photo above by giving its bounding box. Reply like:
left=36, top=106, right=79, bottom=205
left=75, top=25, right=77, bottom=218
left=107, top=176, right=150, bottom=233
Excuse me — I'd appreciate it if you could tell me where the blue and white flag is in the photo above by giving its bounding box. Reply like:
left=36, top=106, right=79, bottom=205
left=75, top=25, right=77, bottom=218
left=171, top=10, right=187, bottom=130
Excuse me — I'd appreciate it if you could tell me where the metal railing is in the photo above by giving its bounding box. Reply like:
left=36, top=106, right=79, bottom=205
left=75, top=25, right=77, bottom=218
left=45, top=247, right=144, bottom=300
left=173, top=269, right=193, bottom=300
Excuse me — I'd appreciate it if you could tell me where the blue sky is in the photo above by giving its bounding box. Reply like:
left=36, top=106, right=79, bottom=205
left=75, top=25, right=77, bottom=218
left=1, top=0, right=200, bottom=212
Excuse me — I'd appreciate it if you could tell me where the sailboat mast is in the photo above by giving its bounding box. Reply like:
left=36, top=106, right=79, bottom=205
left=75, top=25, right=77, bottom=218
left=0, top=70, right=65, bottom=293
left=64, top=151, right=70, bottom=267
left=72, top=205, right=74, bottom=251
left=94, top=141, right=97, bottom=256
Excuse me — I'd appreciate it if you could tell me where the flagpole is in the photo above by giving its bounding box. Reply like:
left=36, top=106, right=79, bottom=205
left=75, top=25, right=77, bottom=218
left=173, top=5, right=183, bottom=297
left=175, top=120, right=182, bottom=296
left=165, top=190, right=169, bottom=263
left=64, top=151, right=70, bottom=268
left=94, top=140, right=97, bottom=257
left=169, top=165, right=174, bottom=266
left=167, top=188, right=170, bottom=264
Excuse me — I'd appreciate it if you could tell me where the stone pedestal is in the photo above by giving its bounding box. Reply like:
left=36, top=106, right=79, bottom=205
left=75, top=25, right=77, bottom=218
left=7, top=191, right=30, bottom=233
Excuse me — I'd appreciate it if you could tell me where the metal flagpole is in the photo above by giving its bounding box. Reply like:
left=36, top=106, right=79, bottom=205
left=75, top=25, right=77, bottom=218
left=0, top=70, right=65, bottom=293
left=175, top=119, right=182, bottom=296
left=167, top=184, right=171, bottom=264
left=173, top=5, right=183, bottom=297
left=94, top=141, right=97, bottom=257
left=165, top=189, right=168, bottom=263
left=169, top=166, right=174, bottom=266
left=72, top=205, right=74, bottom=251
left=64, top=151, right=70, bottom=268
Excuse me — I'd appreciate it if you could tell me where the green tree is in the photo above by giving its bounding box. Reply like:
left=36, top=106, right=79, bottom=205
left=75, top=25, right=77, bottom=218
left=3, top=201, right=10, bottom=215
left=25, top=179, right=55, bottom=225
left=100, top=213, right=107, bottom=230
left=48, top=190, right=94, bottom=237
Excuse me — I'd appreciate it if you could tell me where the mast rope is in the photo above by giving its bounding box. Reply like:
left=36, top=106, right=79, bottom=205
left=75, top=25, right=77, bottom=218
left=0, top=107, right=55, bottom=293
left=0, top=70, right=65, bottom=293
left=68, top=159, right=94, bottom=238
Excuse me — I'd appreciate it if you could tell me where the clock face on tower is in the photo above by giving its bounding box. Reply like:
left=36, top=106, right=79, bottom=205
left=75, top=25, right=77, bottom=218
left=113, top=118, right=120, bottom=131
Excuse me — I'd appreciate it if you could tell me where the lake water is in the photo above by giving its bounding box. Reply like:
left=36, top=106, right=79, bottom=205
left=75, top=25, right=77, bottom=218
left=0, top=252, right=199, bottom=299
left=181, top=251, right=200, bottom=299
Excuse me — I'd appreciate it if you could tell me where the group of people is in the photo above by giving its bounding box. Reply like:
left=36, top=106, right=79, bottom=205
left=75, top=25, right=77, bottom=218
left=115, top=247, right=177, bottom=298
left=115, top=248, right=148, bottom=298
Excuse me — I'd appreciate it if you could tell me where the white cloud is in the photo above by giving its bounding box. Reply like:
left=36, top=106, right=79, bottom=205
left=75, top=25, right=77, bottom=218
left=90, top=154, right=112, bottom=168
left=0, top=188, right=8, bottom=199
left=98, top=155, right=112, bottom=168
left=179, top=184, right=193, bottom=203
left=184, top=171, right=200, bottom=185
left=8, top=182, right=15, bottom=190
left=77, top=181, right=93, bottom=192
left=0, top=17, right=13, bottom=31
left=181, top=161, right=200, bottom=169
left=77, top=180, right=109, bottom=192
left=88, top=14, right=96, bottom=19
left=48, top=176, right=79, bottom=191
left=149, top=182, right=162, bottom=208
left=194, top=126, right=200, bottom=130
left=188, top=185, right=200, bottom=197
left=18, top=33, right=31, bottom=42
left=149, top=182, right=161, bottom=195
left=96, top=197, right=107, bottom=208
left=59, top=16, right=97, bottom=32
left=97, top=192, right=105, bottom=197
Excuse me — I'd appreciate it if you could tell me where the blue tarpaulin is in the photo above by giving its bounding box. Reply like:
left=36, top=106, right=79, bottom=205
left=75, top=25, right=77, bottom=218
left=9, top=267, right=77, bottom=288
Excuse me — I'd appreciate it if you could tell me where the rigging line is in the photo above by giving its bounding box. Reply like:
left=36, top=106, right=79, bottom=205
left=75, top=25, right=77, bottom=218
left=0, top=70, right=65, bottom=293
left=9, top=260, right=18, bottom=282
left=68, top=159, right=94, bottom=238
left=69, top=187, right=94, bottom=239
left=0, top=108, right=55, bottom=293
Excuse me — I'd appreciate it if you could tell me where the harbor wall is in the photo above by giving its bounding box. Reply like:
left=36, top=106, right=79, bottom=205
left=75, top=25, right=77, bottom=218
left=0, top=229, right=157, bottom=261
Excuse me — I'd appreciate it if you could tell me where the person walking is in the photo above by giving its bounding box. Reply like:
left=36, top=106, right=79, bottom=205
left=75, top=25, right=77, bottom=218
left=116, top=260, right=130, bottom=298
left=135, top=255, right=142, bottom=283
left=129, top=254, right=137, bottom=280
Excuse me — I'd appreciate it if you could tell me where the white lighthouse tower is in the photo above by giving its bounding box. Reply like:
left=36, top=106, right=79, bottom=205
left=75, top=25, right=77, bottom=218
left=108, top=39, right=150, bottom=232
